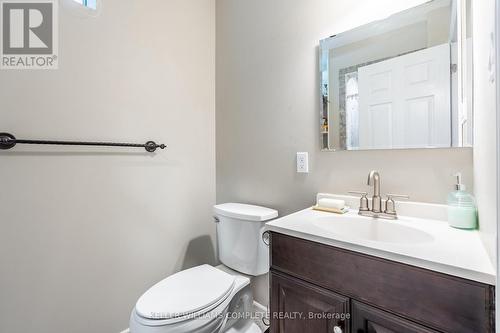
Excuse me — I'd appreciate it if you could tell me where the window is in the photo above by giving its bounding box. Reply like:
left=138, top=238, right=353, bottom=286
left=345, top=73, right=359, bottom=150
left=73, top=0, right=97, bottom=10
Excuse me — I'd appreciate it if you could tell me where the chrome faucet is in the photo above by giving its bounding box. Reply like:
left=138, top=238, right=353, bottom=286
left=349, top=170, right=409, bottom=220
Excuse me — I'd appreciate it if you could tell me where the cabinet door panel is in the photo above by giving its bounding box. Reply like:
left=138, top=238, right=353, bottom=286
left=270, top=271, right=350, bottom=333
left=352, top=301, right=440, bottom=333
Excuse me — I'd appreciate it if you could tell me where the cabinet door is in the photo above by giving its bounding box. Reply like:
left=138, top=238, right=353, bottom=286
left=270, top=271, right=350, bottom=333
left=351, top=301, right=441, bottom=333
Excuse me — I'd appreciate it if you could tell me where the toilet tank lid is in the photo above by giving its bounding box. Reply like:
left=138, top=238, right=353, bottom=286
left=214, top=203, right=278, bottom=222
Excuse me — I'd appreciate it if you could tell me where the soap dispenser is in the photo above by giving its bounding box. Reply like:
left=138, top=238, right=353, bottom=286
left=447, top=173, right=477, bottom=230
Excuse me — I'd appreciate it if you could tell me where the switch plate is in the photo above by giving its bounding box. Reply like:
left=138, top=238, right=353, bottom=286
left=296, top=152, right=309, bottom=173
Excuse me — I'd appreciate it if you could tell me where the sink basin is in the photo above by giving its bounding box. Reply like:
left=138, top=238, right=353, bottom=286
left=312, top=215, right=434, bottom=244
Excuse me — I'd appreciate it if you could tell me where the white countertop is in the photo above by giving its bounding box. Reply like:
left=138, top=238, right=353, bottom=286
left=266, top=207, right=496, bottom=285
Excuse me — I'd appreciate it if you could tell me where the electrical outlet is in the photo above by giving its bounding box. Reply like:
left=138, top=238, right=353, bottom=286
left=296, top=152, right=309, bottom=173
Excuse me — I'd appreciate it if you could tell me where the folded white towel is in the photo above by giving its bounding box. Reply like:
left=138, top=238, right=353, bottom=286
left=317, top=198, right=346, bottom=210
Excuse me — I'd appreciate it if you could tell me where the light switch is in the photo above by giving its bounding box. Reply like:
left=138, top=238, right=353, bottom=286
left=296, top=152, right=309, bottom=173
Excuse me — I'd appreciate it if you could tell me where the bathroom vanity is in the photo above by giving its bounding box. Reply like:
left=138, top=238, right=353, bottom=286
left=267, top=0, right=490, bottom=329
left=266, top=203, right=495, bottom=333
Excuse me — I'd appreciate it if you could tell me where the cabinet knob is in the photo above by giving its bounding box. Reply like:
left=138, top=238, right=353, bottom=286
left=333, top=326, right=343, bottom=333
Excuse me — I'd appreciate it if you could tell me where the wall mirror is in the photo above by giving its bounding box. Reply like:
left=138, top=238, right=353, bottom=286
left=319, top=0, right=472, bottom=151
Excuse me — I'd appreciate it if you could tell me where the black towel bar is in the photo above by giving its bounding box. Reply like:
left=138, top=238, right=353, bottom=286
left=0, top=132, right=166, bottom=153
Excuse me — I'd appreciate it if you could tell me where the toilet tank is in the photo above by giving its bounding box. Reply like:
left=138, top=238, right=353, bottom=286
left=213, top=203, right=278, bottom=276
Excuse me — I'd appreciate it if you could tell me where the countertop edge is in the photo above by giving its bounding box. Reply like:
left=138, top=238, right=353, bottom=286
left=266, top=224, right=496, bottom=286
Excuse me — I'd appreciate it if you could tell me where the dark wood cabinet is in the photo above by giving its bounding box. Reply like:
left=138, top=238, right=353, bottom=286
left=269, top=232, right=495, bottom=333
left=271, top=271, right=350, bottom=333
left=351, top=301, right=440, bottom=333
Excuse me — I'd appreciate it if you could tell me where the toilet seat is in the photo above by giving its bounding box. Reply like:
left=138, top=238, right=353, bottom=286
left=131, top=296, right=229, bottom=331
left=135, top=265, right=236, bottom=323
left=130, top=266, right=252, bottom=333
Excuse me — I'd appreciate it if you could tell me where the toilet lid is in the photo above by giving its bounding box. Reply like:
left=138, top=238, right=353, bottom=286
left=214, top=203, right=278, bottom=222
left=135, top=265, right=236, bottom=320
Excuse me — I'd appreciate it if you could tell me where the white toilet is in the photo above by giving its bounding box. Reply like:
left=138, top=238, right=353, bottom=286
left=130, top=203, right=278, bottom=333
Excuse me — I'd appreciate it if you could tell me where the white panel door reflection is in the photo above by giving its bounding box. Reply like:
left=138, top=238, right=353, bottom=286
left=358, top=43, right=451, bottom=149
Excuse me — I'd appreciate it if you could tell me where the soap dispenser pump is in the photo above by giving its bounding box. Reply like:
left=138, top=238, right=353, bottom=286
left=447, top=173, right=477, bottom=230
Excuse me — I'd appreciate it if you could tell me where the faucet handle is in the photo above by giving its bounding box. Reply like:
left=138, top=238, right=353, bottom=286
left=384, top=194, right=409, bottom=215
left=348, top=191, right=369, bottom=211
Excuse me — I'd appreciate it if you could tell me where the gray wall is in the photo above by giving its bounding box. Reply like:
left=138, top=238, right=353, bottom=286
left=0, top=1, right=215, bottom=332
left=216, top=0, right=473, bottom=305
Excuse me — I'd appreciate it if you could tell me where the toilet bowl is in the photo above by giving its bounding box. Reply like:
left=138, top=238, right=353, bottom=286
left=130, top=203, right=278, bottom=333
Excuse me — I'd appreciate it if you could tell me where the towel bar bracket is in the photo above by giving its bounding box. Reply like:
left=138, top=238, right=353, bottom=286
left=0, top=133, right=16, bottom=150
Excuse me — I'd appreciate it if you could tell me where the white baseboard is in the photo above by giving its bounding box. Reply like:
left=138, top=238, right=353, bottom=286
left=119, top=329, right=130, bottom=333
left=253, top=300, right=267, bottom=314
left=253, top=300, right=269, bottom=331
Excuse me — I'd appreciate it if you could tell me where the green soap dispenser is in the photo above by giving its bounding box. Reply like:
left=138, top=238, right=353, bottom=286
left=447, top=173, right=477, bottom=230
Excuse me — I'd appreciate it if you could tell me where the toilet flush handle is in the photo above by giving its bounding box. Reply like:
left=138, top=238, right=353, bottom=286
left=262, top=231, right=270, bottom=246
